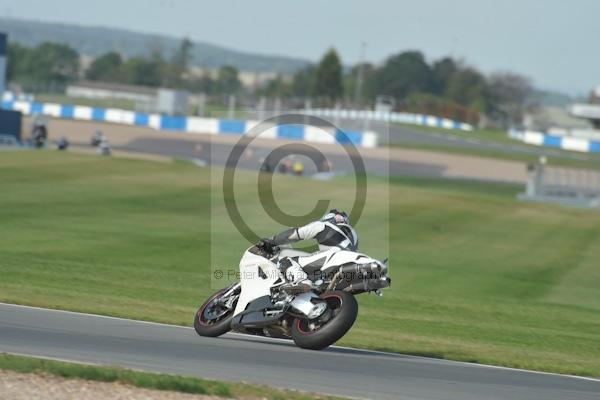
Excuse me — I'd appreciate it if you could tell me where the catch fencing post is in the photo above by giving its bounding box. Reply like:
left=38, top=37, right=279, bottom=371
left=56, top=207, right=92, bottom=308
left=197, top=93, right=206, bottom=117
left=258, top=96, right=266, bottom=121
left=0, top=33, right=6, bottom=97
left=227, top=95, right=236, bottom=120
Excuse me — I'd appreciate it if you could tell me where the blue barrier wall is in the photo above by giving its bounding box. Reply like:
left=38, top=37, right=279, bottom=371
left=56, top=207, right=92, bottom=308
left=0, top=100, right=379, bottom=148
left=509, top=129, right=600, bottom=154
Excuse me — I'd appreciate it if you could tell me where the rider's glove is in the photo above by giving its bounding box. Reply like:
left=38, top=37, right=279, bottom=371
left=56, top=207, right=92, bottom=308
left=257, top=238, right=276, bottom=253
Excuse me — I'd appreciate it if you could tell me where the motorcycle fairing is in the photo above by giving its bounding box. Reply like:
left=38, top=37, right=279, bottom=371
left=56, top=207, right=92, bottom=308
left=233, top=249, right=283, bottom=317
left=320, top=250, right=379, bottom=272
left=230, top=295, right=280, bottom=329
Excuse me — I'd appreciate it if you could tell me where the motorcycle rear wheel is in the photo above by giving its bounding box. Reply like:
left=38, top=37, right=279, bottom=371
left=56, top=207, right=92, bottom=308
left=193, top=284, right=239, bottom=337
left=291, top=290, right=358, bottom=350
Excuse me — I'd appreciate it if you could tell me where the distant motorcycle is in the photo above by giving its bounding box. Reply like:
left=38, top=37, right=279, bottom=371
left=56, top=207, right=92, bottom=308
left=194, top=243, right=390, bottom=350
left=56, top=137, right=69, bottom=150
left=32, top=124, right=48, bottom=148
left=91, top=131, right=104, bottom=147
left=99, top=138, right=111, bottom=156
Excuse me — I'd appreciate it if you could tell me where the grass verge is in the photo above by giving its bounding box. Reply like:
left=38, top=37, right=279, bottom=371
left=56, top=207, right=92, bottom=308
left=391, top=123, right=600, bottom=170
left=35, top=94, right=136, bottom=111
left=0, top=353, right=343, bottom=400
left=0, top=151, right=599, bottom=377
left=396, top=123, right=519, bottom=145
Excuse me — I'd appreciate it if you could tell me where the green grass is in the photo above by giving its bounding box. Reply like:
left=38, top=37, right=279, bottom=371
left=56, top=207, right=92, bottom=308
left=1, top=151, right=599, bottom=377
left=35, top=94, right=137, bottom=111
left=391, top=123, right=600, bottom=170
left=391, top=140, right=600, bottom=170
left=397, top=123, right=519, bottom=145
left=0, top=353, right=341, bottom=400
left=202, top=104, right=254, bottom=119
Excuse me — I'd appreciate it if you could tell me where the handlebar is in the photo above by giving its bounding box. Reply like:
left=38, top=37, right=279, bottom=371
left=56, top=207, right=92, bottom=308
left=251, top=242, right=280, bottom=259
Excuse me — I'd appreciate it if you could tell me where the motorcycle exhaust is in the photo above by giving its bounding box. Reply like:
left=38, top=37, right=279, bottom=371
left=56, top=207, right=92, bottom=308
left=339, top=263, right=383, bottom=277
left=343, top=276, right=391, bottom=294
left=327, top=263, right=386, bottom=291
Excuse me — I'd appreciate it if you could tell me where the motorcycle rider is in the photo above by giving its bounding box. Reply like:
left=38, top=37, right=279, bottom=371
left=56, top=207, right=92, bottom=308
left=259, top=209, right=358, bottom=288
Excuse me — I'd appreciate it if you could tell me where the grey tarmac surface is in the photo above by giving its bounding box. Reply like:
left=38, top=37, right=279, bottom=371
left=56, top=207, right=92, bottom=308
left=0, top=303, right=598, bottom=400
left=39, top=117, right=529, bottom=183
left=119, top=136, right=446, bottom=179
left=353, top=121, right=600, bottom=162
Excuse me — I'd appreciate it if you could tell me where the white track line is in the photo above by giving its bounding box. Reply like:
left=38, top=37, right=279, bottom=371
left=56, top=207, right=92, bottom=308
left=1, top=302, right=599, bottom=383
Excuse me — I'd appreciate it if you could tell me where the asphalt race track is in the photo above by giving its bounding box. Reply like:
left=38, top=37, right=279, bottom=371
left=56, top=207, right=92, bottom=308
left=121, top=136, right=446, bottom=179
left=338, top=120, right=599, bottom=162
left=42, top=117, right=529, bottom=183
left=1, top=303, right=598, bottom=400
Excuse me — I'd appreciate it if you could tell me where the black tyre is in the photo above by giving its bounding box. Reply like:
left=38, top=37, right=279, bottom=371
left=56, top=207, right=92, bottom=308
left=291, top=290, right=358, bottom=350
left=193, top=284, right=239, bottom=337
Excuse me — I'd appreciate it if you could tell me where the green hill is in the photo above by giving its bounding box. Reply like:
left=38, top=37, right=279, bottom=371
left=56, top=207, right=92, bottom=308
left=0, top=17, right=310, bottom=73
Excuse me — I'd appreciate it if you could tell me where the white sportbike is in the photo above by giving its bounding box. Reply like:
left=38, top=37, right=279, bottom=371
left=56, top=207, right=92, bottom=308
left=194, top=243, right=391, bottom=350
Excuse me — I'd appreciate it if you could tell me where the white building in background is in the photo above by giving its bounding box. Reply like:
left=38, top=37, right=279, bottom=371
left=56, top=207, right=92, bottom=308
left=66, top=81, right=157, bottom=103
left=523, top=106, right=591, bottom=131
left=66, top=81, right=189, bottom=115
left=538, top=84, right=600, bottom=141
left=155, top=89, right=189, bottom=115
left=570, top=85, right=600, bottom=129
left=187, top=66, right=291, bottom=90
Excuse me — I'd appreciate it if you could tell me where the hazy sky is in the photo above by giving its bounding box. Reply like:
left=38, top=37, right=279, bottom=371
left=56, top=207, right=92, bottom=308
left=1, top=0, right=598, bottom=95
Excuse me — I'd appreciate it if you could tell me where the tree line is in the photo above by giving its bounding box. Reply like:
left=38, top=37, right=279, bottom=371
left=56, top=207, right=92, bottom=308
left=7, top=39, right=533, bottom=126
left=266, top=49, right=533, bottom=126
left=7, top=39, right=240, bottom=96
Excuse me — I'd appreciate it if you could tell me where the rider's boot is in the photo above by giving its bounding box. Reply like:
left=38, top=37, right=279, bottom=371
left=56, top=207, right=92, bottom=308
left=279, top=259, right=312, bottom=294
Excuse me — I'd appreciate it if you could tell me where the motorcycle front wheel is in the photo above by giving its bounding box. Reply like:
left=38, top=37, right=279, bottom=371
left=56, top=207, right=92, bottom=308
left=291, top=290, right=358, bottom=350
left=193, top=283, right=239, bottom=337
